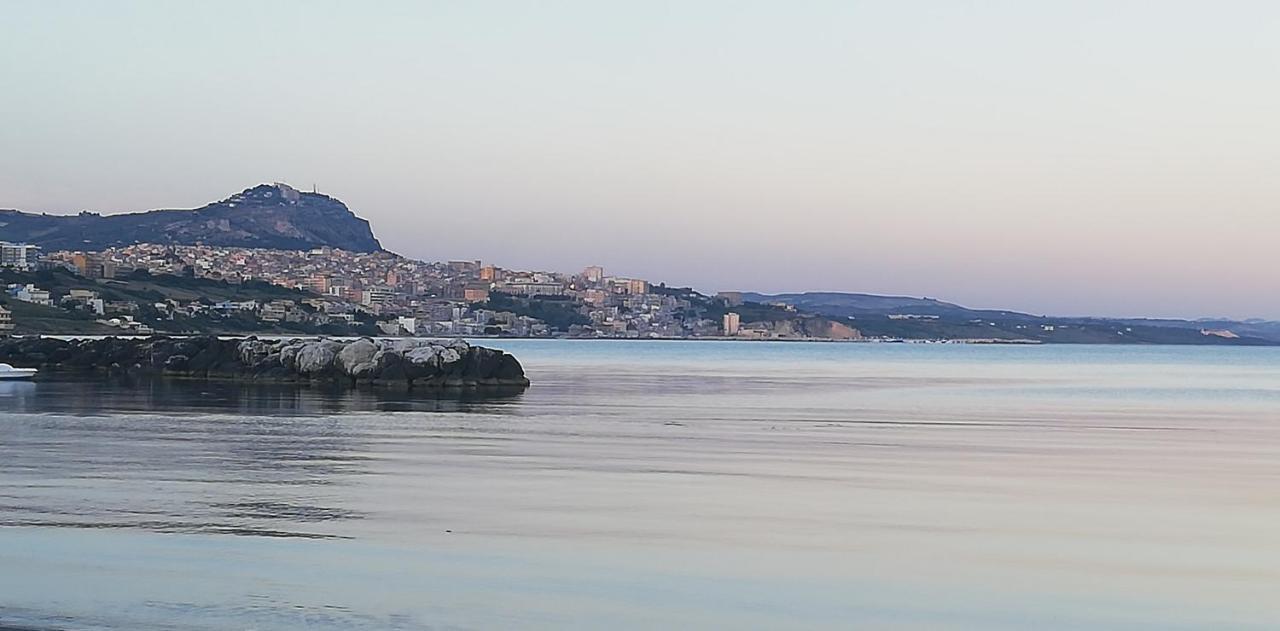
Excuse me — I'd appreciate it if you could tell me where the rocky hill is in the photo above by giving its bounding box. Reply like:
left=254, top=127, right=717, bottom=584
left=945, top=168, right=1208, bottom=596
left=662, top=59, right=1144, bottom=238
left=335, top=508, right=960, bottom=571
left=0, top=183, right=382, bottom=252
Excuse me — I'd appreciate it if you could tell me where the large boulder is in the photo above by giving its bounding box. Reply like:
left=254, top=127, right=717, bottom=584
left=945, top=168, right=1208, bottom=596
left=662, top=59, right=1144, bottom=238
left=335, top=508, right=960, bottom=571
left=238, top=338, right=274, bottom=367
left=183, top=336, right=243, bottom=375
left=403, top=345, right=444, bottom=381
left=463, top=346, right=503, bottom=380
left=276, top=338, right=310, bottom=370
left=369, top=349, right=407, bottom=383
left=295, top=340, right=342, bottom=376
left=337, top=337, right=376, bottom=376
left=494, top=353, right=527, bottom=382
left=438, top=346, right=465, bottom=379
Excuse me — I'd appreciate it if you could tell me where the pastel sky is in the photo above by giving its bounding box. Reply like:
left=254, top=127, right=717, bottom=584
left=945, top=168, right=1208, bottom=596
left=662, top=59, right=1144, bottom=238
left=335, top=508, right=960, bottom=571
left=2, top=1, right=1278, bottom=319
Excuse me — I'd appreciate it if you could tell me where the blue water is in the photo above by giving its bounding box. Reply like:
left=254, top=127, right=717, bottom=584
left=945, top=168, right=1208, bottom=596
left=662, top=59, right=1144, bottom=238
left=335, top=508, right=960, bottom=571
left=2, top=341, right=1280, bottom=629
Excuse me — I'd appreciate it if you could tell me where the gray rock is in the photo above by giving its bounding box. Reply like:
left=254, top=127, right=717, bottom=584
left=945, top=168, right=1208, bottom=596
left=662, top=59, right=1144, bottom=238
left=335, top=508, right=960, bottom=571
left=296, top=341, right=340, bottom=375
left=163, top=354, right=190, bottom=371
left=238, top=339, right=274, bottom=366
left=336, top=338, right=378, bottom=376
left=403, top=346, right=443, bottom=380
left=0, top=335, right=528, bottom=389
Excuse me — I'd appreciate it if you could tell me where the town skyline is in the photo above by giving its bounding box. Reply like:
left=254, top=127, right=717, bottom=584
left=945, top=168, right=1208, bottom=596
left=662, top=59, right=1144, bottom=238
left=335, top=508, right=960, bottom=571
left=4, top=182, right=1276, bottom=322
left=8, top=235, right=1271, bottom=346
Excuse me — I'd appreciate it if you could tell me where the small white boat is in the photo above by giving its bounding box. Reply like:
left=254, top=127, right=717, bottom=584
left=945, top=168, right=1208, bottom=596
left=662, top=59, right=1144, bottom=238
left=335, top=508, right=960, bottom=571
left=0, top=363, right=37, bottom=380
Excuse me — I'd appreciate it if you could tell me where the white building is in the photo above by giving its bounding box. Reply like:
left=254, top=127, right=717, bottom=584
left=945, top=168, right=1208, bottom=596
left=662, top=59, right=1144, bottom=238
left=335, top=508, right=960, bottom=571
left=502, top=282, right=565, bottom=297
left=397, top=316, right=419, bottom=335
left=0, top=242, right=41, bottom=270
left=723, top=312, right=741, bottom=336
left=6, top=284, right=51, bottom=306
left=362, top=286, right=395, bottom=306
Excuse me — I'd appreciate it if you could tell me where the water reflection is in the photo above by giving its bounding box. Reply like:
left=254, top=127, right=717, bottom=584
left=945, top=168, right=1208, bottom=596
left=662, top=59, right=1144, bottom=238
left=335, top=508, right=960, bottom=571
left=1, top=377, right=526, bottom=416
left=0, top=378, right=525, bottom=543
left=4, top=343, right=1280, bottom=630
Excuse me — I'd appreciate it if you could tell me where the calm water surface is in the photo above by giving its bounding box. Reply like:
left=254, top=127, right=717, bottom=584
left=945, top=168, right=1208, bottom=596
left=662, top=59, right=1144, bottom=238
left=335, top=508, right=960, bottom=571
left=2, top=341, right=1279, bottom=629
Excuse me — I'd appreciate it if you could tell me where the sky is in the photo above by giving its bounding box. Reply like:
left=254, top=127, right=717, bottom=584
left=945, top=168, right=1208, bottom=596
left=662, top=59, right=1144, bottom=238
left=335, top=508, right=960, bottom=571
left=2, top=1, right=1278, bottom=319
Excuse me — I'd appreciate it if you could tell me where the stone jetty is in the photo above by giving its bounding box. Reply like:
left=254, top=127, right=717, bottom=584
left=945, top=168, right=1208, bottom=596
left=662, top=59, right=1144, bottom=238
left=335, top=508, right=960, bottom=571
left=0, top=335, right=529, bottom=389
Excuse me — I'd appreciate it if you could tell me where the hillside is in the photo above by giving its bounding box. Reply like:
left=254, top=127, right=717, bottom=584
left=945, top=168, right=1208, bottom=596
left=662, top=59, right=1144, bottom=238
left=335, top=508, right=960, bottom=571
left=0, top=268, right=373, bottom=336
left=743, top=292, right=973, bottom=317
left=0, top=183, right=382, bottom=252
left=0, top=295, right=117, bottom=335
left=742, top=291, right=1044, bottom=321
left=743, top=291, right=1279, bottom=345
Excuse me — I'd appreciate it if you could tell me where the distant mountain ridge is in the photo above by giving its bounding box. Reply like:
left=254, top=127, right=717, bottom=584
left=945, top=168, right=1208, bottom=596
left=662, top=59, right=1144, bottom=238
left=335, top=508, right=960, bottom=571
left=741, top=291, right=1032, bottom=320
left=741, top=291, right=1280, bottom=345
left=0, top=183, right=383, bottom=253
left=743, top=292, right=964, bottom=314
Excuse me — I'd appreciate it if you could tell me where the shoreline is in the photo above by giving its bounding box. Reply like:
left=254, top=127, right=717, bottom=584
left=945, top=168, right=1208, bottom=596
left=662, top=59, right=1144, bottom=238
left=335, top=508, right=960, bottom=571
left=5, top=330, right=1274, bottom=348
left=5, top=332, right=1276, bottom=348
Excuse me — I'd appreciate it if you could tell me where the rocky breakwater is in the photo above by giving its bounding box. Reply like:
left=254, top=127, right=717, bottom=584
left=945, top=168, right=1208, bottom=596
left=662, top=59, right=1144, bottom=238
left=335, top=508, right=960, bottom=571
left=0, top=336, right=529, bottom=389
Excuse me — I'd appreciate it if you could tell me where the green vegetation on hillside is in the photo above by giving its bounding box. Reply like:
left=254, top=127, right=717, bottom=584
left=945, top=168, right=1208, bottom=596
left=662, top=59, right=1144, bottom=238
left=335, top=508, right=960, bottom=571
left=841, top=314, right=1272, bottom=345
left=483, top=293, right=590, bottom=332
left=1, top=268, right=306, bottom=304
left=0, top=296, right=116, bottom=335
left=0, top=268, right=377, bottom=336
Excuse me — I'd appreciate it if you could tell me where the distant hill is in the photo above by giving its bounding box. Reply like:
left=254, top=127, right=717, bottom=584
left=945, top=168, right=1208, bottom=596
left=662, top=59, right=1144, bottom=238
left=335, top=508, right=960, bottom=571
left=741, top=291, right=1280, bottom=345
left=1103, top=317, right=1280, bottom=343
left=741, top=291, right=1031, bottom=320
left=743, top=291, right=960, bottom=314
left=0, top=183, right=383, bottom=253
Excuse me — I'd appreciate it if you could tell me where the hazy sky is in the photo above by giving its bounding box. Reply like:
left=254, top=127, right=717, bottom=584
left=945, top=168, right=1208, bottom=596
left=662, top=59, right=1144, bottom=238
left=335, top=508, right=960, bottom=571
left=2, top=1, right=1278, bottom=319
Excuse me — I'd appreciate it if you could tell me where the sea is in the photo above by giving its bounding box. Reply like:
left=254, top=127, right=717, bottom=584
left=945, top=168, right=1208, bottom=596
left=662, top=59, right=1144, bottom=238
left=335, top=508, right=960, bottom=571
left=2, top=340, right=1279, bottom=630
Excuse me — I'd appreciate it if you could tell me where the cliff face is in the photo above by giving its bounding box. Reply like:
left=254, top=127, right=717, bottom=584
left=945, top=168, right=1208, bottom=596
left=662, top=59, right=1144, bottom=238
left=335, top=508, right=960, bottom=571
left=761, top=316, right=864, bottom=340
left=0, top=183, right=383, bottom=252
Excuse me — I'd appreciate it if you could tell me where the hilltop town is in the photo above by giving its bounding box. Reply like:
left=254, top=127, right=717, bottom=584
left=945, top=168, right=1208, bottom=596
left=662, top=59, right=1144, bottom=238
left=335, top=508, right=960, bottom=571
left=4, top=184, right=1276, bottom=345
left=4, top=238, right=1278, bottom=345
left=0, top=183, right=849, bottom=339
left=1, top=240, right=851, bottom=339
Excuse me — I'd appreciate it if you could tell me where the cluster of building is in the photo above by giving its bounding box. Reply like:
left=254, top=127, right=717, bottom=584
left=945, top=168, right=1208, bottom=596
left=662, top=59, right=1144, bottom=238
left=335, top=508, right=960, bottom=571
left=34, top=244, right=752, bottom=337
left=0, top=242, right=41, bottom=271
left=3, top=241, right=784, bottom=338
left=2, top=242, right=49, bottom=334
left=2, top=281, right=159, bottom=334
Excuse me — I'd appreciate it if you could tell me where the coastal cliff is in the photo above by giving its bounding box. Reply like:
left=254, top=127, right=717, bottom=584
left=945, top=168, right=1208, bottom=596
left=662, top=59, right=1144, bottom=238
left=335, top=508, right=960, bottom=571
left=0, top=336, right=528, bottom=389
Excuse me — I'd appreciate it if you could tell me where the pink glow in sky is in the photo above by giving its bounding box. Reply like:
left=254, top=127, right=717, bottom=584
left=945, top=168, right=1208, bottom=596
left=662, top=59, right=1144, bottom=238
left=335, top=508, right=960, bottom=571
left=2, top=1, right=1278, bottom=319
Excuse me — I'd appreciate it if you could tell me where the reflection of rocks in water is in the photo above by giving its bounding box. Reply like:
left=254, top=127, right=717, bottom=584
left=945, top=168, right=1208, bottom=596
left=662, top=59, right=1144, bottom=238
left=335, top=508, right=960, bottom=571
left=0, top=379, right=524, bottom=541
left=0, top=518, right=351, bottom=540
left=209, top=500, right=363, bottom=523
left=4, top=376, right=526, bottom=416
left=0, top=400, right=377, bottom=538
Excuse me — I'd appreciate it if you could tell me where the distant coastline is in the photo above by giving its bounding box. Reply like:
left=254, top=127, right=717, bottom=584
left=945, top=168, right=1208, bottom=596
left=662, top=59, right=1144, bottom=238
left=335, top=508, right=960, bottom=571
left=17, top=332, right=1280, bottom=348
left=4, top=184, right=1276, bottom=347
